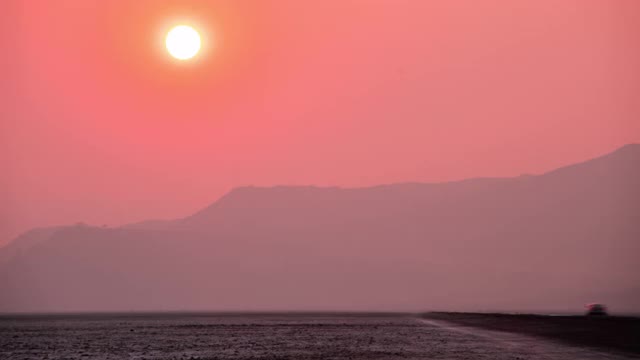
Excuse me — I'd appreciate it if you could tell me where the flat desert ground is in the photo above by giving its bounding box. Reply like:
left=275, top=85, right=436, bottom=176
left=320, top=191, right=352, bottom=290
left=1, top=312, right=638, bottom=360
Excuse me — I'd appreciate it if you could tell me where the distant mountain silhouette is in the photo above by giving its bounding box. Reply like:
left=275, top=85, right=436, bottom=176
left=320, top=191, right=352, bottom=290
left=1, top=144, right=638, bottom=313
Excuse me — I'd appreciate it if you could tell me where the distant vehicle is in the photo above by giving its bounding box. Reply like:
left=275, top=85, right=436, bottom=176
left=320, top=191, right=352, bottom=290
left=585, top=303, right=608, bottom=316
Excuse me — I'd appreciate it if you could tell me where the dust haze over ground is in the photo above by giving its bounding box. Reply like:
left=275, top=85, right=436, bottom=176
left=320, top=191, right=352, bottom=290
left=1, top=145, right=639, bottom=314
left=1, top=313, right=638, bottom=360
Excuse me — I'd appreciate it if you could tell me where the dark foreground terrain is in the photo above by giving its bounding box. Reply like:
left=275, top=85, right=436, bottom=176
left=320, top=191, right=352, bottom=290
left=1, top=312, right=638, bottom=360
left=423, top=312, right=640, bottom=355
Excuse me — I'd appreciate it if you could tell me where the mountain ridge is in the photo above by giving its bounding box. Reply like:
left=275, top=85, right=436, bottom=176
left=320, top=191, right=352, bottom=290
left=4, top=143, right=638, bottom=245
left=0, top=144, right=638, bottom=313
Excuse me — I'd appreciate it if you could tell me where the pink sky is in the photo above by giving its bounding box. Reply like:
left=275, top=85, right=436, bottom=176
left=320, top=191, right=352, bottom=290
left=2, top=0, right=639, bottom=245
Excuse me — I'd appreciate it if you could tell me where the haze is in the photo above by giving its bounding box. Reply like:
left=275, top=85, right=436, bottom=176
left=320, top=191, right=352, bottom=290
left=1, top=1, right=640, bottom=313
left=3, top=0, right=639, bottom=245
left=1, top=144, right=639, bottom=312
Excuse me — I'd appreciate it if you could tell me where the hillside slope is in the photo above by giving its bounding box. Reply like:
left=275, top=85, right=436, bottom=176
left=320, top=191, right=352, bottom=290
left=1, top=145, right=638, bottom=313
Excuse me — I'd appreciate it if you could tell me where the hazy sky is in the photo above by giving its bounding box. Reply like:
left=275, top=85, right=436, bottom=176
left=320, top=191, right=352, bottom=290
left=2, top=0, right=639, bottom=245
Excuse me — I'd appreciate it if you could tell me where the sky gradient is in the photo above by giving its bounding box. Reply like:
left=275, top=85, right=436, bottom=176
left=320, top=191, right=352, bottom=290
left=2, top=0, right=640, bottom=245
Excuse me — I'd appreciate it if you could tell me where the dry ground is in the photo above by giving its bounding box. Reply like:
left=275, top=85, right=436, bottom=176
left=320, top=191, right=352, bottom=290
left=1, top=313, right=637, bottom=359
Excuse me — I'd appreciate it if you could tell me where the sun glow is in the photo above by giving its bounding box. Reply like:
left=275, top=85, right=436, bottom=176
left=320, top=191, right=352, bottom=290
left=165, top=25, right=201, bottom=60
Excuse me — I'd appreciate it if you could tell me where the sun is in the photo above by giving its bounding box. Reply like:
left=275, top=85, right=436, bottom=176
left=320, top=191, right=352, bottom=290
left=165, top=25, right=201, bottom=60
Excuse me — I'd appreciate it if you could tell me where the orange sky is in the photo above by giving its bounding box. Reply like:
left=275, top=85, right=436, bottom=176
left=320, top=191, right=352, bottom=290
left=2, top=0, right=640, bottom=245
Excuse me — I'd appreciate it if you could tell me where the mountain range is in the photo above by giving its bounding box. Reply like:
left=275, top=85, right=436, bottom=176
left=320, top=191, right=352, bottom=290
left=1, top=144, right=638, bottom=313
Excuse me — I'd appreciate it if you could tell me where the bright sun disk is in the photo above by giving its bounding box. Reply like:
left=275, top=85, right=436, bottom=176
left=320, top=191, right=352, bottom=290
left=166, top=25, right=201, bottom=60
